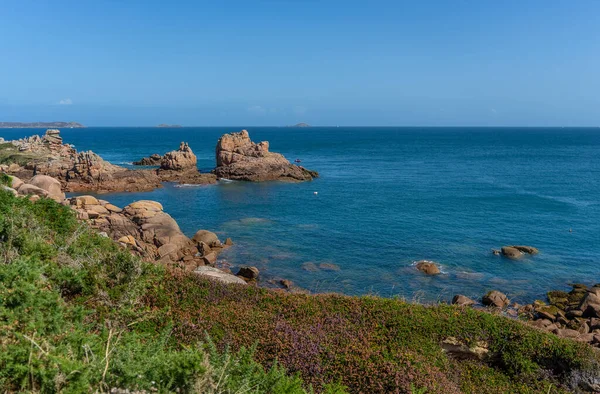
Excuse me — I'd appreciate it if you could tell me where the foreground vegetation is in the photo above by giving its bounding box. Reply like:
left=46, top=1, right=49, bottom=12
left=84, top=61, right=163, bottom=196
left=1, top=188, right=599, bottom=393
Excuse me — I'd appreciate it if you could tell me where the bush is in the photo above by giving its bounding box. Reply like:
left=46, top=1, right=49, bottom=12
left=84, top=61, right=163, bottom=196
left=1, top=189, right=599, bottom=393
left=0, top=190, right=319, bottom=393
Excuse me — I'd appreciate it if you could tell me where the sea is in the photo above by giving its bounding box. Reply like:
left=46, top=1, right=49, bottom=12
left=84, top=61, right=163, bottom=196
left=2, top=127, right=599, bottom=303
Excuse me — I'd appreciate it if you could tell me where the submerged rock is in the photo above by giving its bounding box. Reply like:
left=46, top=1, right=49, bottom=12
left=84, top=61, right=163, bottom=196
left=214, top=130, right=318, bottom=182
left=301, top=262, right=319, bottom=272
left=415, top=260, right=441, bottom=275
left=500, top=245, right=538, bottom=259
left=319, top=262, right=340, bottom=271
left=500, top=246, right=523, bottom=259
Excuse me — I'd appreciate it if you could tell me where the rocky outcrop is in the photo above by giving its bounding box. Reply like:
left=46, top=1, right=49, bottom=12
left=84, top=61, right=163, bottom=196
left=160, top=142, right=197, bottom=171
left=516, top=284, right=600, bottom=347
left=134, top=142, right=198, bottom=171
left=1, top=130, right=163, bottom=193
left=67, top=196, right=231, bottom=272
left=1, top=131, right=216, bottom=193
left=214, top=130, right=318, bottom=182
left=134, top=142, right=217, bottom=185
left=43, top=129, right=63, bottom=145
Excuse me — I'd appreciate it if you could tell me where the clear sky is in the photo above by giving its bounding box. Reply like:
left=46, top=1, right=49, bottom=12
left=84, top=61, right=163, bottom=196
left=1, top=0, right=599, bottom=126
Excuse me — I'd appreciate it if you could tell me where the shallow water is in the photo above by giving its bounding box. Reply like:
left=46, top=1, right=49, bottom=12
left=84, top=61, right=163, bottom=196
left=2, top=126, right=599, bottom=303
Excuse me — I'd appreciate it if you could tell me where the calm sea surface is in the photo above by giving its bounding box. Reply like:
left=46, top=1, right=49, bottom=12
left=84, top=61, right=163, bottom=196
left=3, top=127, right=599, bottom=303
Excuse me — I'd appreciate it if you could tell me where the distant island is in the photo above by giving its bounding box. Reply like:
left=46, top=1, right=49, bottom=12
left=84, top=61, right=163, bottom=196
left=0, top=121, right=85, bottom=129
left=289, top=123, right=310, bottom=127
left=157, top=124, right=182, bottom=128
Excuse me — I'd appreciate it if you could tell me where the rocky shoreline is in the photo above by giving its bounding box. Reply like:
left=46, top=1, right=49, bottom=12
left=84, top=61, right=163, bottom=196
left=0, top=128, right=317, bottom=193
left=1, top=128, right=598, bottom=348
left=0, top=127, right=317, bottom=289
left=4, top=171, right=600, bottom=345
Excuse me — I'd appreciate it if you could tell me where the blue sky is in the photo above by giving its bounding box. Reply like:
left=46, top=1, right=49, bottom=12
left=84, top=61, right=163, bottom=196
left=1, top=0, right=599, bottom=126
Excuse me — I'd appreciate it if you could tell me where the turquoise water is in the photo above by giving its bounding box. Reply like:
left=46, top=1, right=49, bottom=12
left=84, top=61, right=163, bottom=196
left=2, top=127, right=599, bottom=303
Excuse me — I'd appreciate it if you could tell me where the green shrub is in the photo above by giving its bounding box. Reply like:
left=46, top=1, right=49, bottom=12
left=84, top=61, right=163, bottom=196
left=1, top=188, right=598, bottom=393
left=0, top=190, right=319, bottom=393
left=0, top=172, right=11, bottom=186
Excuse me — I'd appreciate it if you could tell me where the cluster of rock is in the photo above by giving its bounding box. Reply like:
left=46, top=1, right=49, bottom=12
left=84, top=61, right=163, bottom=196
left=2, top=174, right=65, bottom=202
left=214, top=130, right=318, bottom=182
left=68, top=196, right=227, bottom=269
left=66, top=193, right=266, bottom=286
left=134, top=142, right=198, bottom=170
left=493, top=245, right=539, bottom=259
left=2, top=129, right=163, bottom=193
left=452, top=284, right=600, bottom=347
left=1, top=169, right=265, bottom=287
left=1, top=130, right=219, bottom=193
left=415, top=245, right=540, bottom=276
left=134, top=142, right=216, bottom=185
left=3, top=129, right=318, bottom=192
left=521, top=284, right=600, bottom=346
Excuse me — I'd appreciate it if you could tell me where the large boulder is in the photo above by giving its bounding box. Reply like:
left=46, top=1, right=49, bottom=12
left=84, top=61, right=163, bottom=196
left=42, top=129, right=63, bottom=145
left=123, top=200, right=194, bottom=257
left=192, top=230, right=220, bottom=247
left=194, top=266, right=247, bottom=285
left=28, top=175, right=65, bottom=202
left=214, top=130, right=318, bottom=182
left=17, top=183, right=49, bottom=198
left=160, top=142, right=197, bottom=171
left=579, top=288, right=600, bottom=318
left=452, top=295, right=475, bottom=306
left=482, top=290, right=509, bottom=308
left=9, top=175, right=24, bottom=190
left=237, top=266, right=260, bottom=280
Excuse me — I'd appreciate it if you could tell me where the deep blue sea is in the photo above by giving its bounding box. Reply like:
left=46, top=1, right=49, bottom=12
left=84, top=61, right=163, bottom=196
left=2, top=127, right=599, bottom=303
